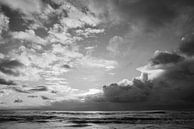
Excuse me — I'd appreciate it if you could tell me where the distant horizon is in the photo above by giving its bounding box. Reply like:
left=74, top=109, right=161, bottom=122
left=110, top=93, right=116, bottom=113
left=1, top=103, right=194, bottom=111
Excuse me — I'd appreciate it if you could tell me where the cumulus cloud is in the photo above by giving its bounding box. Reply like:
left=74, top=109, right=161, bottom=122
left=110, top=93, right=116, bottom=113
left=0, top=58, right=23, bottom=76
left=0, top=12, right=9, bottom=39
left=11, top=30, right=46, bottom=45
left=0, top=78, right=15, bottom=85
left=44, top=54, right=194, bottom=109
left=101, top=66, right=194, bottom=105
left=0, top=0, right=108, bottom=95
left=103, top=78, right=152, bottom=103
left=0, top=0, right=43, bottom=14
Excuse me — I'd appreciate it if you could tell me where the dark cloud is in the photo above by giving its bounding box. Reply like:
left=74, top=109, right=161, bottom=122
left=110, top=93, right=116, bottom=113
left=0, top=0, right=42, bottom=15
left=150, top=59, right=194, bottom=103
left=11, top=87, right=29, bottom=93
left=158, top=59, right=194, bottom=81
left=85, top=0, right=194, bottom=31
left=116, top=0, right=178, bottom=27
left=0, top=101, right=5, bottom=104
left=41, top=96, right=51, bottom=100
left=99, top=43, right=194, bottom=106
left=0, top=5, right=31, bottom=31
left=0, top=78, right=16, bottom=85
left=29, top=86, right=48, bottom=92
left=102, top=78, right=152, bottom=103
left=28, top=95, right=38, bottom=98
left=10, top=86, right=48, bottom=93
left=150, top=51, right=184, bottom=65
left=34, top=27, right=49, bottom=38
left=51, top=90, right=57, bottom=94
left=179, top=35, right=194, bottom=56
left=42, top=0, right=61, bottom=9
left=0, top=59, right=23, bottom=76
left=0, top=59, right=23, bottom=68
left=100, top=60, right=194, bottom=106
left=62, top=64, right=71, bottom=69
left=14, top=98, right=23, bottom=103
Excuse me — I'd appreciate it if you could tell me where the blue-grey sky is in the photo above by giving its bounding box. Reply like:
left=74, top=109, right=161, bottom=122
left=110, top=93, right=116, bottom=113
left=0, top=0, right=194, bottom=110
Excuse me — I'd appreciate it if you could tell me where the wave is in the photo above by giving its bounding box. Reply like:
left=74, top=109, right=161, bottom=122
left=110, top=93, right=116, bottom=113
left=0, top=111, right=193, bottom=125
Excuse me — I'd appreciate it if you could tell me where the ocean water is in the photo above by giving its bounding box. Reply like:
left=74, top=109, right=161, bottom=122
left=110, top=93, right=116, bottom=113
left=0, top=110, right=193, bottom=129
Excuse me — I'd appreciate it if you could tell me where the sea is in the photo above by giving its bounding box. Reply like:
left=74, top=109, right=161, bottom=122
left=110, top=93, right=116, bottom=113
left=0, top=110, right=194, bottom=129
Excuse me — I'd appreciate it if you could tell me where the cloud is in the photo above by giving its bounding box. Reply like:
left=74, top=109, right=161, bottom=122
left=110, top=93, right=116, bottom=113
left=41, top=95, right=51, bottom=100
left=0, top=0, right=43, bottom=14
left=0, top=78, right=15, bottom=85
left=62, top=64, right=71, bottom=69
left=43, top=56, right=194, bottom=109
left=102, top=76, right=152, bottom=103
left=116, top=0, right=178, bottom=27
left=10, top=85, right=48, bottom=93
left=150, top=50, right=184, bottom=66
left=0, top=12, right=9, bottom=39
left=11, top=30, right=46, bottom=45
left=58, top=35, right=193, bottom=109
left=0, top=0, right=118, bottom=108
left=11, top=87, right=29, bottom=93
left=0, top=59, right=23, bottom=68
left=7, top=45, right=76, bottom=82
left=107, top=36, right=124, bottom=55
left=82, top=0, right=194, bottom=38
left=29, top=86, right=48, bottom=92
left=0, top=0, right=192, bottom=109
left=0, top=58, right=23, bottom=76
left=179, top=34, right=194, bottom=56
left=100, top=37, right=194, bottom=107
left=76, top=28, right=104, bottom=37
left=79, top=56, right=117, bottom=70
left=28, top=95, right=38, bottom=98
left=117, top=79, right=132, bottom=86
left=89, top=56, right=194, bottom=107
left=14, top=98, right=23, bottom=103
left=59, top=1, right=100, bottom=27
left=83, top=0, right=121, bottom=25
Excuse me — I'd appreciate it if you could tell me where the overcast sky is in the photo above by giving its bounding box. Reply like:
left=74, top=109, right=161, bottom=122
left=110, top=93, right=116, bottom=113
left=0, top=0, right=194, bottom=110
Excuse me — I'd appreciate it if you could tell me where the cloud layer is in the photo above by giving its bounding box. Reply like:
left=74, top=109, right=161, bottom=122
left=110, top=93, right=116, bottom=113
left=48, top=35, right=194, bottom=110
left=0, top=0, right=117, bottom=108
left=0, top=0, right=194, bottom=109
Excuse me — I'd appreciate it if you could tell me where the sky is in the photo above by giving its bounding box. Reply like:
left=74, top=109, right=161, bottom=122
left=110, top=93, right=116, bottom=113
left=0, top=0, right=194, bottom=110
